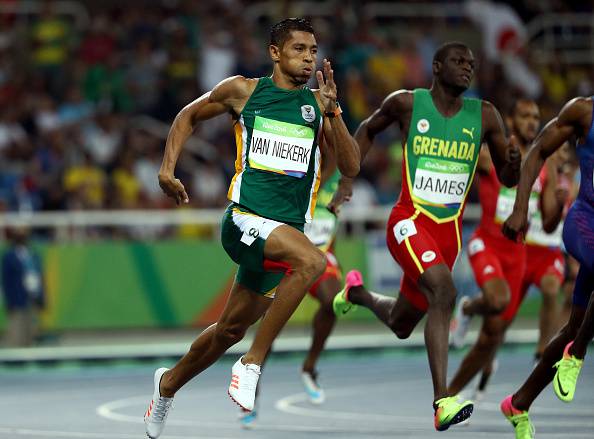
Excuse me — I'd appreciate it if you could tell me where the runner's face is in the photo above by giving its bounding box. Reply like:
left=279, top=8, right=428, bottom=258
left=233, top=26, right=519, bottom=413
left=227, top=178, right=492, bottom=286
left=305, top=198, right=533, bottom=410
left=440, top=48, right=475, bottom=91
left=273, top=31, right=317, bottom=85
left=512, top=101, right=540, bottom=145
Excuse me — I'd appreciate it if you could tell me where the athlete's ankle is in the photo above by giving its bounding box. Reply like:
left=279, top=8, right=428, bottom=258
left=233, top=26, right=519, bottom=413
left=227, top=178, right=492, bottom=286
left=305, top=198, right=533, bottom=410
left=511, top=394, right=529, bottom=412
left=433, top=393, right=450, bottom=405
left=569, top=340, right=586, bottom=359
left=302, top=364, right=315, bottom=374
left=242, top=354, right=262, bottom=365
left=462, top=301, right=473, bottom=317
left=347, top=285, right=366, bottom=305
left=159, top=370, right=177, bottom=398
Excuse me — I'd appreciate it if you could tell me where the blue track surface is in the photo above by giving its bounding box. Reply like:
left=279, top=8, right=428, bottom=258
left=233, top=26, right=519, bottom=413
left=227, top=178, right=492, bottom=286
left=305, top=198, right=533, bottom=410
left=1, top=348, right=593, bottom=438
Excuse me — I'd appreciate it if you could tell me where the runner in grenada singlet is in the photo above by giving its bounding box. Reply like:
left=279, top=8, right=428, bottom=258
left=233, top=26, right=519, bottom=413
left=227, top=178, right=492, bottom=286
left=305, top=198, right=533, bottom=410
left=502, top=97, right=594, bottom=439
left=144, top=18, right=360, bottom=439
left=447, top=99, right=543, bottom=404
left=328, top=42, right=522, bottom=431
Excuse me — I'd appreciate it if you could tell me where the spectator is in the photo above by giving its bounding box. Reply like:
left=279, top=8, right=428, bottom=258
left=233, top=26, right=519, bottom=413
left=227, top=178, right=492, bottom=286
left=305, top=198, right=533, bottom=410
left=111, top=151, right=142, bottom=209
left=63, top=151, right=106, bottom=209
left=1, top=226, right=45, bottom=347
left=81, top=112, right=122, bottom=168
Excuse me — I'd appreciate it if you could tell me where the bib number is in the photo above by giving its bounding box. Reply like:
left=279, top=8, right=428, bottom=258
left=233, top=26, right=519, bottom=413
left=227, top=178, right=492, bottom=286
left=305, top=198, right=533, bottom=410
left=393, top=219, right=417, bottom=245
left=412, top=158, right=470, bottom=206
left=248, top=116, right=314, bottom=178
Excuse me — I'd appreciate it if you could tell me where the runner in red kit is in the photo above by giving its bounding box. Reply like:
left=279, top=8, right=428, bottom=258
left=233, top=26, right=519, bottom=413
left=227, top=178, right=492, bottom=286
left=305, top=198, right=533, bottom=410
left=523, top=144, right=573, bottom=361
left=447, top=100, right=568, bottom=403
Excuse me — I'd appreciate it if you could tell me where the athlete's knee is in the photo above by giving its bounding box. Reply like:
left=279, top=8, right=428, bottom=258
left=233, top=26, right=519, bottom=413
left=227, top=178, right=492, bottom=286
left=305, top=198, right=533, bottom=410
left=294, top=248, right=326, bottom=280
left=319, top=301, right=335, bottom=317
left=477, top=328, right=504, bottom=350
left=425, top=285, right=456, bottom=311
left=213, top=321, right=248, bottom=346
left=540, top=283, right=559, bottom=305
left=486, top=295, right=509, bottom=314
left=391, top=322, right=414, bottom=339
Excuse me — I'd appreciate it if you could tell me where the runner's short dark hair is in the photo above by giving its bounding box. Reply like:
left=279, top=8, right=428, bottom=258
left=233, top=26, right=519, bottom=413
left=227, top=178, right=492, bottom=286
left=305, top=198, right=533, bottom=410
left=270, top=18, right=315, bottom=48
left=433, top=42, right=470, bottom=63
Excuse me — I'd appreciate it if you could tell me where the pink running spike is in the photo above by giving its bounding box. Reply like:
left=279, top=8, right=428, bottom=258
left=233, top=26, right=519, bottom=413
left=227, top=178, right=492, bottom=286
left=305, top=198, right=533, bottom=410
left=344, top=270, right=363, bottom=301
left=500, top=395, right=524, bottom=417
left=563, top=341, right=574, bottom=359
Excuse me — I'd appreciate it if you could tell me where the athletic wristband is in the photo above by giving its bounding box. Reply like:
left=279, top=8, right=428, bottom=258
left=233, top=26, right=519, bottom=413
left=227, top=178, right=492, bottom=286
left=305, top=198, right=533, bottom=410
left=324, top=102, right=342, bottom=118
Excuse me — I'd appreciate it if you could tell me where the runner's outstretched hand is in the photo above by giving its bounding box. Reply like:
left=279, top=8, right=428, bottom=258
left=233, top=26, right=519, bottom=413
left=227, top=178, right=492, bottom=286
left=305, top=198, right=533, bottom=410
left=158, top=173, right=189, bottom=205
left=327, top=179, right=353, bottom=215
left=316, top=59, right=337, bottom=111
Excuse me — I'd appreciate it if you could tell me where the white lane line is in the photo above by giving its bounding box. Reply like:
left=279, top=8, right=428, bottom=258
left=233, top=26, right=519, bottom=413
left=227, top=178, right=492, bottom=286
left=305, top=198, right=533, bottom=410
left=95, top=394, right=395, bottom=434
left=96, top=381, right=594, bottom=435
left=275, top=388, right=426, bottom=423
left=0, top=427, right=236, bottom=439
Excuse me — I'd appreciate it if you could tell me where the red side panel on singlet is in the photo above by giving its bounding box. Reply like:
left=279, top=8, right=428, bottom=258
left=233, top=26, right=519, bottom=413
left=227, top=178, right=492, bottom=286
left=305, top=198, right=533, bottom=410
left=476, top=165, right=505, bottom=239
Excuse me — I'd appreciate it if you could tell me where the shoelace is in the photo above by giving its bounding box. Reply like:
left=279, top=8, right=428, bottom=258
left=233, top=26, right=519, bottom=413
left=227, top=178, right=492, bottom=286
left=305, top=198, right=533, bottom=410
left=243, top=364, right=261, bottom=392
left=555, top=356, right=582, bottom=382
left=152, top=397, right=173, bottom=422
left=510, top=413, right=535, bottom=438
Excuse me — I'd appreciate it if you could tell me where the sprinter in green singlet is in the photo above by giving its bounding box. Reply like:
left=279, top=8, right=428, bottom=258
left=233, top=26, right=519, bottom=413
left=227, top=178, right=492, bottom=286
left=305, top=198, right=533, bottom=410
left=143, top=18, right=360, bottom=439
left=330, top=42, right=522, bottom=431
left=238, top=168, right=353, bottom=428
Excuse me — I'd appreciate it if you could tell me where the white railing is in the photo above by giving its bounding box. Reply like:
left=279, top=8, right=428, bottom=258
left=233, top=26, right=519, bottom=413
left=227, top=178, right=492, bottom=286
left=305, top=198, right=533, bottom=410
left=0, top=204, right=482, bottom=240
left=525, top=13, right=594, bottom=65
left=245, top=2, right=466, bottom=20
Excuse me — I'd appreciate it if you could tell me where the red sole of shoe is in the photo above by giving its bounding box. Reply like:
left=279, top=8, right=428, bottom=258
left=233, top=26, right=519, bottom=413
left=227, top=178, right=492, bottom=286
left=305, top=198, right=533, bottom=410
left=228, top=390, right=251, bottom=412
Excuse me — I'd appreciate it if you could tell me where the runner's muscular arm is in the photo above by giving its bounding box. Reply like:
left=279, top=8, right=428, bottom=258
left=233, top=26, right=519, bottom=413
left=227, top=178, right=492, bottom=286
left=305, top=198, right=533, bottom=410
left=503, top=97, right=591, bottom=241
left=317, top=60, right=360, bottom=178
left=476, top=144, right=493, bottom=175
left=356, top=90, right=411, bottom=165
left=327, top=91, right=411, bottom=213
left=158, top=76, right=254, bottom=204
left=321, top=114, right=359, bottom=178
left=482, top=101, right=521, bottom=188
left=540, top=158, right=566, bottom=233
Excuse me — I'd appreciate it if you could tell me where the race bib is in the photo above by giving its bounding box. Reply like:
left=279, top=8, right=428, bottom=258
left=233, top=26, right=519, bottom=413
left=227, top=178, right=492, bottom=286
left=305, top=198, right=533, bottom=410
left=412, top=158, right=470, bottom=206
left=494, top=187, right=517, bottom=224
left=393, top=219, right=418, bottom=245
left=495, top=187, right=538, bottom=224
left=248, top=116, right=314, bottom=178
left=525, top=212, right=563, bottom=247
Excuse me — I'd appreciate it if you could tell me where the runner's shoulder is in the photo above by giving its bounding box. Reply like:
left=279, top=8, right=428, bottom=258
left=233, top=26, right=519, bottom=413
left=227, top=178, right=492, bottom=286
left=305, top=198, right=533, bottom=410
left=558, top=97, right=592, bottom=131
left=211, top=76, right=259, bottom=102
left=480, top=100, right=504, bottom=132
left=480, top=99, right=497, bottom=116
left=380, top=89, right=413, bottom=116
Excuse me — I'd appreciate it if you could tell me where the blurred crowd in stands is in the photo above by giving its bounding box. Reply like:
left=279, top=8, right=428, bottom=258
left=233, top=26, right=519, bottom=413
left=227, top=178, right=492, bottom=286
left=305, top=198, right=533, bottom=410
left=0, top=0, right=592, bottom=214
